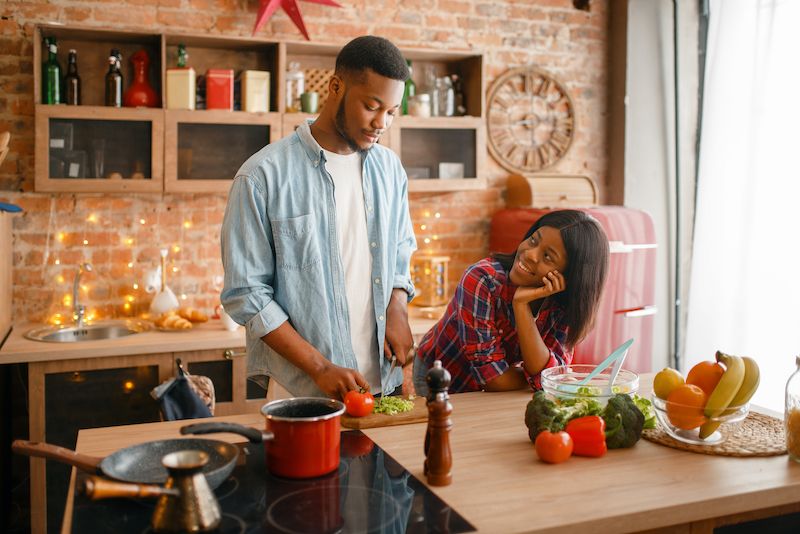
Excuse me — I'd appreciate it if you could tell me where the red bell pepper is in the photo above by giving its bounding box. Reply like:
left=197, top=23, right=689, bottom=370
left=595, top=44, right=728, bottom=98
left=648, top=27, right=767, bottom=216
left=564, top=415, right=607, bottom=457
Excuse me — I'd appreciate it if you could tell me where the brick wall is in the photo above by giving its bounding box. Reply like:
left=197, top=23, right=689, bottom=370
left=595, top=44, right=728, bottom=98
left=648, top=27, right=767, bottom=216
left=0, top=0, right=609, bottom=323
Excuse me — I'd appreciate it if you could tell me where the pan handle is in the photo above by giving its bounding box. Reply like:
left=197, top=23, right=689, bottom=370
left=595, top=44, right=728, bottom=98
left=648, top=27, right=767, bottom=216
left=12, top=440, right=102, bottom=474
left=180, top=422, right=273, bottom=444
left=82, top=475, right=179, bottom=500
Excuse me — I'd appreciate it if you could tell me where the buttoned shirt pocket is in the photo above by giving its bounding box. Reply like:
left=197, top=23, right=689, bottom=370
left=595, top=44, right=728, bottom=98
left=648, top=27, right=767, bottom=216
left=271, top=214, right=321, bottom=270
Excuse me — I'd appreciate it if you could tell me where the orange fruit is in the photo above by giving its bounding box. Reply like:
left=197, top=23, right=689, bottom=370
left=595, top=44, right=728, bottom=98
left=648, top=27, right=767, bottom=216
left=666, top=384, right=707, bottom=430
left=686, top=360, right=725, bottom=397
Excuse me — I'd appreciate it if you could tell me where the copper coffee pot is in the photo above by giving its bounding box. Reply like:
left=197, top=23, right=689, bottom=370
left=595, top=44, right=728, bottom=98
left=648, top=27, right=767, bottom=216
left=82, top=449, right=221, bottom=532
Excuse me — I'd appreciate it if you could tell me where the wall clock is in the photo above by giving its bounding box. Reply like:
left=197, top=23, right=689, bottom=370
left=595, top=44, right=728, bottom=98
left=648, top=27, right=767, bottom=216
left=486, top=66, right=575, bottom=174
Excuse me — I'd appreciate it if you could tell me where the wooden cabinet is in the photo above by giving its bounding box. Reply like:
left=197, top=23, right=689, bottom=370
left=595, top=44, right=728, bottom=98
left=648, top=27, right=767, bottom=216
left=34, top=25, right=486, bottom=194
left=164, top=109, right=280, bottom=193
left=34, top=104, right=164, bottom=192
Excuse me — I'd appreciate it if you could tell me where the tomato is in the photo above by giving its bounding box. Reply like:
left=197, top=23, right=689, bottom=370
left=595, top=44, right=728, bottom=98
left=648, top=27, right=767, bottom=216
left=534, top=430, right=573, bottom=464
left=344, top=389, right=375, bottom=417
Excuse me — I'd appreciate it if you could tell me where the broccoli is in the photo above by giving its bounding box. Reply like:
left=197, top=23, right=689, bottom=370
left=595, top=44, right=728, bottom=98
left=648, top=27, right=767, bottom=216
left=602, top=394, right=645, bottom=449
left=524, top=391, right=564, bottom=442
left=632, top=394, right=656, bottom=430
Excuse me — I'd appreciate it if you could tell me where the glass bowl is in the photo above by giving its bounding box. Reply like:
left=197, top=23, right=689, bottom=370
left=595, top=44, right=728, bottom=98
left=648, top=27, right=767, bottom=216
left=651, top=394, right=749, bottom=445
left=540, top=364, right=639, bottom=406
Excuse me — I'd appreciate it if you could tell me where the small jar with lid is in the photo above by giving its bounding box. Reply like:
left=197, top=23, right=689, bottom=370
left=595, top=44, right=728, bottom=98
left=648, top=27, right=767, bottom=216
left=408, top=93, right=431, bottom=117
left=786, top=355, right=800, bottom=462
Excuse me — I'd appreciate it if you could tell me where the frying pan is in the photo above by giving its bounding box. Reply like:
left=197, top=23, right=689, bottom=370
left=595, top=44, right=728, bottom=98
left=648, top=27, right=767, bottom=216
left=11, top=437, right=249, bottom=489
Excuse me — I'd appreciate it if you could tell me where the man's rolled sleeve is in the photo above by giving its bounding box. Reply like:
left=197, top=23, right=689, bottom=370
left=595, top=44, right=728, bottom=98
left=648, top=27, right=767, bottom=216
left=246, top=299, right=289, bottom=339
left=220, top=174, right=288, bottom=337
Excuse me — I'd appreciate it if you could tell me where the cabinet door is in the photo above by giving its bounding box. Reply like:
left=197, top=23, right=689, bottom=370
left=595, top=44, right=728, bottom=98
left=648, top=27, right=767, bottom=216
left=390, top=116, right=487, bottom=192
left=34, top=104, right=164, bottom=193
left=29, top=353, right=173, bottom=534
left=164, top=110, right=281, bottom=193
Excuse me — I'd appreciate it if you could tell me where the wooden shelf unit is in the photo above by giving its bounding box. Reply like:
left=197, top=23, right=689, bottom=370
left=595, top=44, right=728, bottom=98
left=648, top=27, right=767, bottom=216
left=34, top=25, right=487, bottom=194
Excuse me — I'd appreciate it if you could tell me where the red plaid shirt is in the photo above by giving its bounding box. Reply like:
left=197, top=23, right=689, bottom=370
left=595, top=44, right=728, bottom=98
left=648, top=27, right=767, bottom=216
left=417, top=258, right=572, bottom=393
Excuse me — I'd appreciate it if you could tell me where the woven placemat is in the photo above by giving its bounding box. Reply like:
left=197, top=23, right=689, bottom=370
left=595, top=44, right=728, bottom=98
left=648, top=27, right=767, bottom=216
left=642, top=412, right=786, bottom=457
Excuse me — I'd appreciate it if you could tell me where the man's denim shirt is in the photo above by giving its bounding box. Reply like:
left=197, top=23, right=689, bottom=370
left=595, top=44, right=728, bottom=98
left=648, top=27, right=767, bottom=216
left=220, top=121, right=417, bottom=397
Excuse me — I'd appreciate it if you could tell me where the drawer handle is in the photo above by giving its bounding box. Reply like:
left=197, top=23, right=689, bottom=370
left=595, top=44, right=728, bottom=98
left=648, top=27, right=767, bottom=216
left=223, top=349, right=247, bottom=360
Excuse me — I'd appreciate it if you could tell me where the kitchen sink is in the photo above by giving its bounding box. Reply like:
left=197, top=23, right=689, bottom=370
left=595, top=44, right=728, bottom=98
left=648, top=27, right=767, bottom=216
left=25, top=319, right=152, bottom=343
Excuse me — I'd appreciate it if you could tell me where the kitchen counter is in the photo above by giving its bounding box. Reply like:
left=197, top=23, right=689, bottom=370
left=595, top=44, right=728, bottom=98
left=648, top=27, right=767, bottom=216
left=61, top=376, right=800, bottom=534
left=0, top=313, right=438, bottom=365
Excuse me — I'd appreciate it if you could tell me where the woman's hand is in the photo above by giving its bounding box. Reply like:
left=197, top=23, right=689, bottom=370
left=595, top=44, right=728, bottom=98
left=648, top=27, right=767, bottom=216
left=513, top=270, right=566, bottom=305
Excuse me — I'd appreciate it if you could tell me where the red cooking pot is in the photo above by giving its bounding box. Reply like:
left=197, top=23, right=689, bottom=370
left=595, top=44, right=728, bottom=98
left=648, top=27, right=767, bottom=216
left=181, top=397, right=345, bottom=479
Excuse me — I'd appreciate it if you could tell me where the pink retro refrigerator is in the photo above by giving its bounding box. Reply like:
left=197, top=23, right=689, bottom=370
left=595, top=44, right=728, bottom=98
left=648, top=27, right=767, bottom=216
left=489, top=206, right=657, bottom=372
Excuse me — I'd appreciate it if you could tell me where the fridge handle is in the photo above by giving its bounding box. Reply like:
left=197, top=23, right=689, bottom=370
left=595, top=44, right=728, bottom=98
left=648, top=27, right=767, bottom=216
left=616, top=306, right=658, bottom=318
left=608, top=241, right=658, bottom=254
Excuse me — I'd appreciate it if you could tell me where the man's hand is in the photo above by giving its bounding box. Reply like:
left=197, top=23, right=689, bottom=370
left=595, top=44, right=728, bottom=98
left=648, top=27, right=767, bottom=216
left=262, top=321, right=368, bottom=401
left=384, top=288, right=414, bottom=366
left=512, top=270, right=566, bottom=305
left=310, top=361, right=370, bottom=401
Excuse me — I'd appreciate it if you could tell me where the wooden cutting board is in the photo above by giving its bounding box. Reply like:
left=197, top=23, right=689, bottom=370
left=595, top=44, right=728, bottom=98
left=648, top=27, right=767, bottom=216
left=341, top=396, right=428, bottom=429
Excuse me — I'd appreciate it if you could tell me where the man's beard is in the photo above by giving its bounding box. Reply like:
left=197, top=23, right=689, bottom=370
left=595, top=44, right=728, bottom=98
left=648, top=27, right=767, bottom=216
left=334, top=93, right=370, bottom=155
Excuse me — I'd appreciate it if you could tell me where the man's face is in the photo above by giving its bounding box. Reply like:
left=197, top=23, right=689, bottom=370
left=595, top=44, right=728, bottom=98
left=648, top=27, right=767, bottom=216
left=333, top=69, right=405, bottom=153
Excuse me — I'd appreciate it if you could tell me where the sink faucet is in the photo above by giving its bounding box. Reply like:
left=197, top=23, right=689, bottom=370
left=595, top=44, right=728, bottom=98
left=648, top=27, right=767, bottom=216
left=72, top=262, right=92, bottom=327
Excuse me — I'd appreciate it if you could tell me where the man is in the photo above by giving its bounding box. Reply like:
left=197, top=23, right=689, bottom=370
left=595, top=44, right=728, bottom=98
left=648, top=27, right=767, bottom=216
left=220, top=36, right=417, bottom=400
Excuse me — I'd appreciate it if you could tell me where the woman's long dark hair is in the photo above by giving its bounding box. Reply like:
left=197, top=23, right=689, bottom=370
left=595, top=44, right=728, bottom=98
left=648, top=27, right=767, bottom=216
left=492, top=210, right=609, bottom=347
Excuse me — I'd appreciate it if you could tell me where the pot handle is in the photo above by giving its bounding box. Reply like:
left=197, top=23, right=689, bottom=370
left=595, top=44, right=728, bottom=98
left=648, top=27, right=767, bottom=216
left=180, top=422, right=273, bottom=444
left=12, top=440, right=102, bottom=474
left=82, top=475, right=179, bottom=500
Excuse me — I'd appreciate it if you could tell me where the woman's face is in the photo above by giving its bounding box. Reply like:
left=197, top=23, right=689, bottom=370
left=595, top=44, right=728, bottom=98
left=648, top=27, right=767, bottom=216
left=509, top=226, right=569, bottom=287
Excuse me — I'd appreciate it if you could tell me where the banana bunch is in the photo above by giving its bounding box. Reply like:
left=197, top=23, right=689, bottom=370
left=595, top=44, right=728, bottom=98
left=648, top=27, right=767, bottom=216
left=699, top=351, right=760, bottom=439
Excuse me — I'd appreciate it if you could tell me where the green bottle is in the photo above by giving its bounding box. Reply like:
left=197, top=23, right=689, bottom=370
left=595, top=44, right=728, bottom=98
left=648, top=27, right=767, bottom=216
left=401, top=59, right=416, bottom=115
left=177, top=44, right=188, bottom=68
left=42, top=37, right=62, bottom=105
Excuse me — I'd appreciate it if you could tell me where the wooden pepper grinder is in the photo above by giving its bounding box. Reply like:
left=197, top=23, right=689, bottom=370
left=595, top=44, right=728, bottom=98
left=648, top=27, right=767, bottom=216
left=424, top=359, right=453, bottom=486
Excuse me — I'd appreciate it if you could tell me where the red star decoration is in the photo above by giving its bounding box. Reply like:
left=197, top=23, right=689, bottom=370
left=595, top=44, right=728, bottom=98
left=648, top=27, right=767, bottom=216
left=252, top=0, right=342, bottom=40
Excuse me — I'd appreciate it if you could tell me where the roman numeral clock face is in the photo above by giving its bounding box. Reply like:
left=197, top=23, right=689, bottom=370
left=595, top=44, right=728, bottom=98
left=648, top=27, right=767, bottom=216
left=487, top=66, right=575, bottom=174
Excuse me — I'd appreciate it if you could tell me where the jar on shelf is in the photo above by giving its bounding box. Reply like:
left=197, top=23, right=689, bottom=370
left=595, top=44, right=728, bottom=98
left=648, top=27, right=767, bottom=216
left=285, top=61, right=304, bottom=112
left=786, top=355, right=800, bottom=462
left=408, top=93, right=431, bottom=118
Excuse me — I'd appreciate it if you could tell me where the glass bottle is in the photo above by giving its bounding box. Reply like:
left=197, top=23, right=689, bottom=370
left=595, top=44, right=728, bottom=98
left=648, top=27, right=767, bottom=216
left=177, top=44, right=188, bottom=68
left=451, top=74, right=466, bottom=116
left=285, top=61, right=304, bottom=112
left=64, top=49, right=81, bottom=105
left=439, top=76, right=455, bottom=117
left=41, top=37, right=62, bottom=105
left=105, top=49, right=123, bottom=107
left=786, top=355, right=800, bottom=462
left=401, top=59, right=416, bottom=115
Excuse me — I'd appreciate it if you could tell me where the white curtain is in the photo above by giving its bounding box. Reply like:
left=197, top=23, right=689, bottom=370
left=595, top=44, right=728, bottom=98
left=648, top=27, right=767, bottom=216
left=685, top=0, right=800, bottom=412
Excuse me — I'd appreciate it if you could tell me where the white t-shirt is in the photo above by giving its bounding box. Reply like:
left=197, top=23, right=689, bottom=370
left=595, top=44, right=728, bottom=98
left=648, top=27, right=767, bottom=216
left=322, top=149, right=380, bottom=389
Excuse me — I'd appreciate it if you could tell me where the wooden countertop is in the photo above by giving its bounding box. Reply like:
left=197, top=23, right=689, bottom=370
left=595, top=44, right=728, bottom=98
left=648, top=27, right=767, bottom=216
left=63, top=377, right=800, bottom=533
left=0, top=313, right=438, bottom=365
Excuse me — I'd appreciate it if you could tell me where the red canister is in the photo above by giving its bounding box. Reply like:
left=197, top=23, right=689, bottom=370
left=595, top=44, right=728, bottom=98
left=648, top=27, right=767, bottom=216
left=205, top=69, right=233, bottom=110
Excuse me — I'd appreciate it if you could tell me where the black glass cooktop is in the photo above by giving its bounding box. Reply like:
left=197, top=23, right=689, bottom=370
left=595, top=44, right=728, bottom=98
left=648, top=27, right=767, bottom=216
left=70, top=430, right=475, bottom=533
